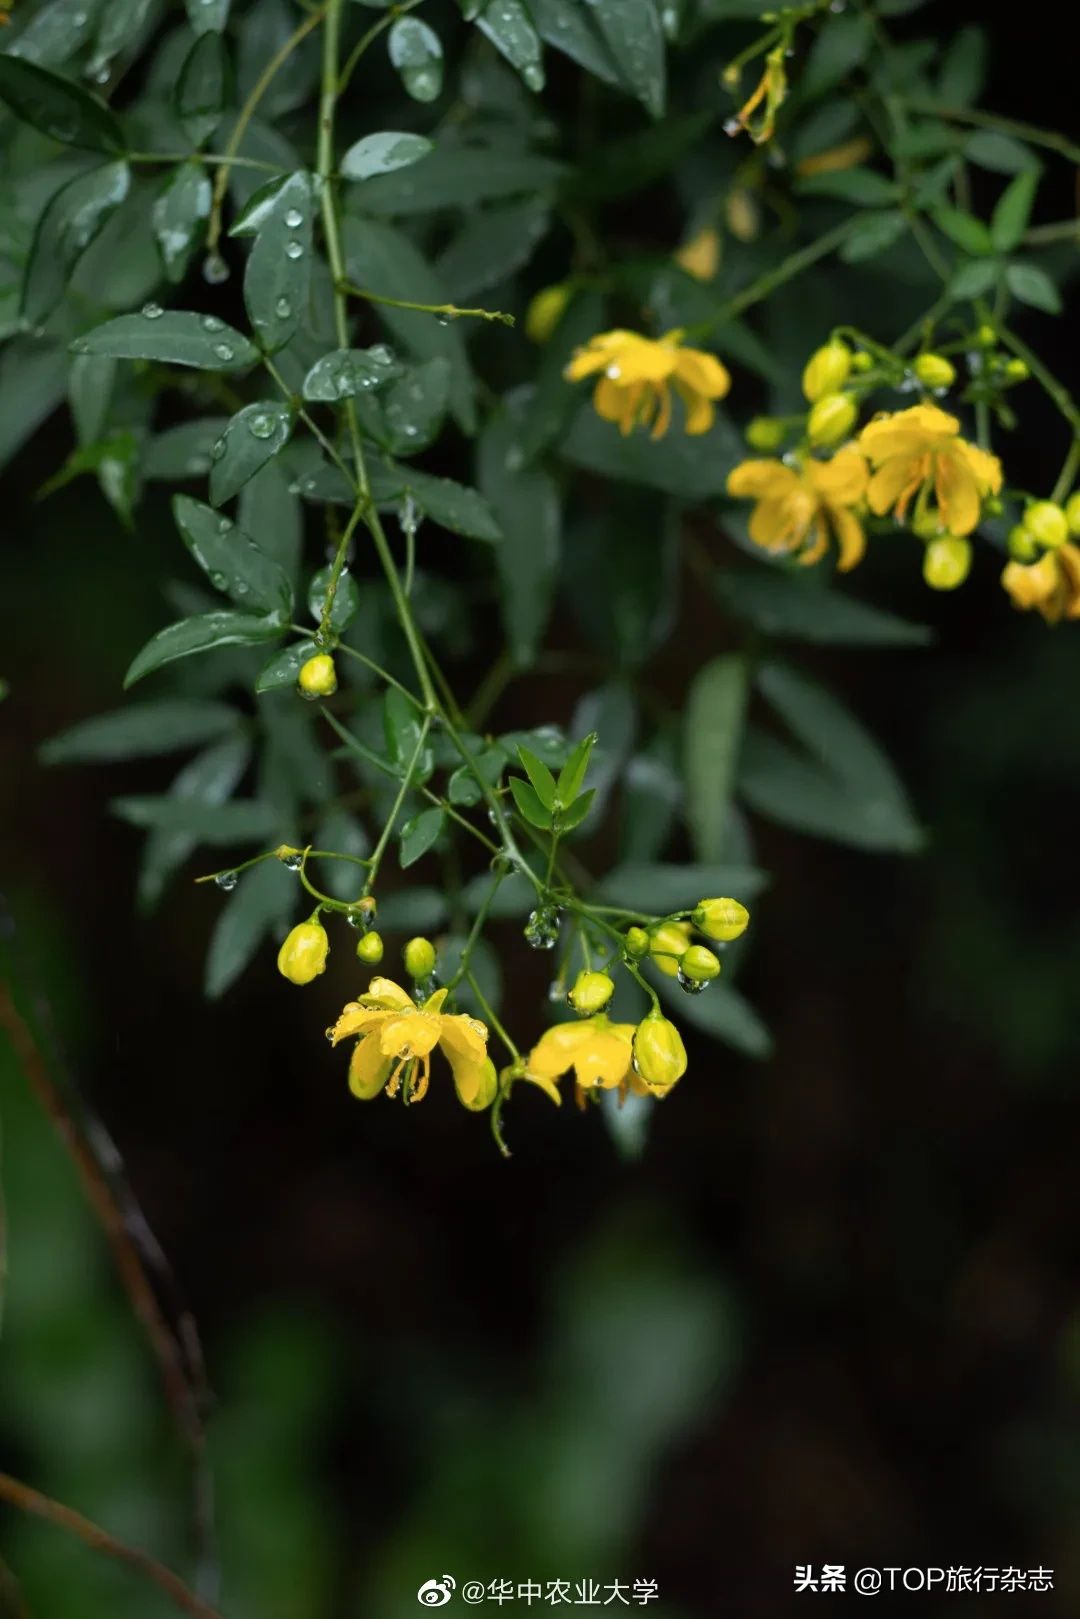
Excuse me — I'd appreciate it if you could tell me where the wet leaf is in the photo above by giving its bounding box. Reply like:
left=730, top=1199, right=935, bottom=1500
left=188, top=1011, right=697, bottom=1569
left=174, top=494, right=294, bottom=613
left=125, top=612, right=285, bottom=687
left=176, top=29, right=232, bottom=147
left=41, top=699, right=239, bottom=763
left=232, top=169, right=313, bottom=353
left=209, top=401, right=294, bottom=506
left=152, top=161, right=212, bottom=283
left=340, top=130, right=433, bottom=179
left=22, top=160, right=130, bottom=325
left=70, top=310, right=258, bottom=370
left=387, top=16, right=443, bottom=102
left=0, top=54, right=125, bottom=151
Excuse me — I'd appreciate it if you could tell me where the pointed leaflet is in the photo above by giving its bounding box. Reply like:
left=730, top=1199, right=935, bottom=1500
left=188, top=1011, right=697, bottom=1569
left=185, top=0, right=229, bottom=33
left=70, top=311, right=258, bottom=371
left=41, top=700, right=239, bottom=764
left=308, top=564, right=360, bottom=633
left=125, top=613, right=286, bottom=688
left=530, top=0, right=620, bottom=87
left=579, top=0, right=664, bottom=116
left=205, top=858, right=295, bottom=997
left=479, top=400, right=559, bottom=665
left=22, top=161, right=130, bottom=325
left=173, top=494, right=293, bottom=614
left=239, top=458, right=302, bottom=589
left=302, top=346, right=403, bottom=401
left=684, top=656, right=749, bottom=861
left=517, top=746, right=556, bottom=809
left=232, top=170, right=313, bottom=353
left=153, top=161, right=212, bottom=283
left=175, top=30, right=232, bottom=147
left=469, top=0, right=545, bottom=91
left=209, top=401, right=293, bottom=506
left=400, top=807, right=445, bottom=868
left=387, top=16, right=443, bottom=101
left=340, top=132, right=433, bottom=180
left=0, top=55, right=125, bottom=151
left=357, top=358, right=452, bottom=457
left=138, top=736, right=250, bottom=911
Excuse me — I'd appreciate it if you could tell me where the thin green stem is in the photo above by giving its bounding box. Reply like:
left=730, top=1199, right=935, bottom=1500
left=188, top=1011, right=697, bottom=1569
left=1051, top=437, right=1080, bottom=507
left=366, top=715, right=432, bottom=883
left=466, top=969, right=519, bottom=1063
left=318, top=500, right=368, bottom=640
left=903, top=99, right=1080, bottom=168
left=684, top=220, right=854, bottom=340
left=337, top=280, right=514, bottom=327
left=999, top=327, right=1080, bottom=434
left=445, top=872, right=505, bottom=992
left=336, top=0, right=425, bottom=96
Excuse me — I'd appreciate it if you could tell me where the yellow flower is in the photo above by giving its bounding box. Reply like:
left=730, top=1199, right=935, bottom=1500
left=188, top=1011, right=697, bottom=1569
left=564, top=329, right=731, bottom=439
left=726, top=447, right=869, bottom=572
left=675, top=226, right=721, bottom=282
left=525, top=1015, right=654, bottom=1107
left=329, top=977, right=493, bottom=1108
left=1002, top=545, right=1080, bottom=624
left=726, top=43, right=787, bottom=145
left=858, top=405, right=1003, bottom=537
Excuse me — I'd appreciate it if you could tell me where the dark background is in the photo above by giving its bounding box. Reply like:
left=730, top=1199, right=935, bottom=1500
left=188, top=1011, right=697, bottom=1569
left=3, top=3, right=1080, bottom=1616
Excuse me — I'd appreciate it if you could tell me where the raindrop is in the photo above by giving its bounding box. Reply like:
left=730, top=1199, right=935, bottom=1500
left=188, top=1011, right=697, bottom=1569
left=279, top=851, right=303, bottom=871
left=217, top=516, right=232, bottom=533
left=214, top=870, right=238, bottom=891
left=524, top=907, right=560, bottom=951
left=723, top=117, right=742, bottom=137
left=141, top=302, right=164, bottom=320
left=213, top=343, right=235, bottom=362
left=285, top=240, right=304, bottom=260
left=676, top=969, right=708, bottom=995
left=202, top=253, right=230, bottom=285
left=201, top=314, right=225, bottom=332
left=274, top=296, right=292, bottom=319
left=605, top=364, right=621, bottom=379
left=283, top=208, right=304, bottom=229
left=434, top=313, right=451, bottom=327
left=211, top=436, right=226, bottom=461
left=522, top=63, right=545, bottom=91
left=249, top=412, right=276, bottom=440
left=209, top=570, right=228, bottom=590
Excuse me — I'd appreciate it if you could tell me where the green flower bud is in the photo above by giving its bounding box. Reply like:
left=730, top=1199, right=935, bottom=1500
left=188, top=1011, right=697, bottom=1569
left=356, top=931, right=384, bottom=964
left=807, top=392, right=857, bottom=447
left=923, top=535, right=972, bottom=591
left=680, top=944, right=721, bottom=982
left=1065, top=492, right=1080, bottom=538
left=403, top=936, right=436, bottom=978
left=1004, top=357, right=1029, bottom=382
left=632, top=1013, right=687, bottom=1095
left=624, top=925, right=650, bottom=958
left=745, top=415, right=786, bottom=452
left=1007, top=524, right=1040, bottom=562
left=277, top=920, right=329, bottom=985
left=1024, top=500, right=1068, bottom=549
left=693, top=897, right=749, bottom=942
left=297, top=654, right=337, bottom=699
left=913, top=352, right=956, bottom=390
left=850, top=350, right=873, bottom=373
left=802, top=340, right=851, bottom=402
left=976, top=324, right=997, bottom=347
left=568, top=969, right=615, bottom=1015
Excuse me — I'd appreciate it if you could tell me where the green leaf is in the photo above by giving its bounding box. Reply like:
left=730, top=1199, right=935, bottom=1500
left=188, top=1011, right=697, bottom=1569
left=137, top=737, right=250, bottom=911
left=340, top=131, right=434, bottom=179
left=469, top=0, right=544, bottom=90
left=254, top=640, right=318, bottom=693
left=595, top=862, right=767, bottom=912
left=387, top=16, right=443, bottom=102
left=239, top=457, right=302, bottom=587
left=21, top=160, right=130, bottom=326
left=655, top=974, right=772, bottom=1059
left=176, top=30, right=232, bottom=147
left=1005, top=262, right=1062, bottom=315
left=479, top=401, right=560, bottom=665
left=205, top=858, right=294, bottom=998
left=114, top=795, right=276, bottom=840
left=185, top=0, right=229, bottom=33
left=517, top=745, right=557, bottom=809
left=557, top=786, right=595, bottom=833
left=5, top=0, right=102, bottom=68
left=684, top=655, right=749, bottom=862
left=714, top=570, right=932, bottom=647
left=174, top=494, right=293, bottom=613
left=531, top=0, right=619, bottom=87
left=584, top=0, right=664, bottom=116
left=801, top=10, right=872, bottom=98
left=936, top=23, right=986, bottom=105
left=231, top=170, right=312, bottom=353
left=152, top=161, right=212, bottom=283
left=556, top=732, right=597, bottom=806
left=68, top=354, right=116, bottom=446
left=346, top=143, right=565, bottom=214
left=947, top=259, right=999, bottom=300
left=377, top=462, right=501, bottom=542
left=964, top=131, right=1038, bottom=175
left=208, top=401, right=293, bottom=506
left=508, top=775, right=551, bottom=829
left=796, top=167, right=900, bottom=206
left=436, top=198, right=551, bottom=300
left=302, top=345, right=403, bottom=401
left=932, top=205, right=994, bottom=256
left=399, top=806, right=445, bottom=868
left=307, top=564, right=360, bottom=632
left=125, top=612, right=285, bottom=688
left=144, top=417, right=229, bottom=479
left=91, top=0, right=155, bottom=75
left=991, top=169, right=1039, bottom=253
left=517, top=289, right=605, bottom=463
left=620, top=743, right=681, bottom=863
left=382, top=688, right=433, bottom=781
left=560, top=402, right=740, bottom=498
left=839, top=209, right=908, bottom=262
left=70, top=310, right=258, bottom=371
left=41, top=699, right=239, bottom=764
left=341, top=217, right=476, bottom=433
left=357, top=358, right=451, bottom=456
left=0, top=55, right=125, bottom=152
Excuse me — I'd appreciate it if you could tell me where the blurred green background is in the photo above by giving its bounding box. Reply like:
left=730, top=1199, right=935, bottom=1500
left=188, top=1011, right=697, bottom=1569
left=4, top=7, right=1080, bottom=1618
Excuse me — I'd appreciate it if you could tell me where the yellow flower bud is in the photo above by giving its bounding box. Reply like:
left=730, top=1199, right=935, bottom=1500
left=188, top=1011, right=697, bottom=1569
left=923, top=535, right=972, bottom=591
left=851, top=350, right=873, bottom=373
left=745, top=415, right=786, bottom=452
left=680, top=944, right=721, bottom=982
left=568, top=969, right=615, bottom=1015
left=356, top=930, right=384, bottom=964
left=524, top=282, right=572, bottom=344
left=1065, top=492, right=1080, bottom=538
left=675, top=226, right=721, bottom=282
left=457, top=1056, right=499, bottom=1112
left=1008, top=525, right=1040, bottom=562
left=913, top=352, right=956, bottom=390
left=632, top=1013, right=687, bottom=1095
left=802, top=340, right=851, bottom=402
left=1024, top=501, right=1068, bottom=549
left=724, top=189, right=759, bottom=243
left=912, top=509, right=943, bottom=540
left=693, top=897, right=749, bottom=942
left=648, top=922, right=691, bottom=977
left=277, top=920, right=329, bottom=985
left=624, top=926, right=649, bottom=958
left=976, top=324, right=997, bottom=347
left=297, top=654, right=337, bottom=699
left=1004, top=357, right=1029, bottom=382
left=403, top=936, right=436, bottom=978
left=807, top=392, right=857, bottom=447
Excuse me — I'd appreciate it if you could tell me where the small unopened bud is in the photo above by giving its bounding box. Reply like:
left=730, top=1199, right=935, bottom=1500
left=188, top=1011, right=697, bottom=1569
left=648, top=922, right=690, bottom=978
left=745, top=415, right=786, bottom=452
left=524, top=283, right=572, bottom=344
left=403, top=936, right=436, bottom=978
left=624, top=925, right=649, bottom=958
left=1007, top=524, right=1040, bottom=562
left=976, top=324, right=997, bottom=347
left=356, top=931, right=384, bottom=964
left=923, top=535, right=972, bottom=591
left=680, top=944, right=721, bottom=983
left=1024, top=501, right=1068, bottom=549
left=568, top=970, right=615, bottom=1015
left=1004, top=357, right=1029, bottom=382
left=913, top=352, right=956, bottom=390
left=632, top=1013, right=687, bottom=1095
left=693, top=897, right=749, bottom=942
left=802, top=340, right=851, bottom=402
left=297, top=653, right=337, bottom=699
left=850, top=350, right=872, bottom=373
left=1065, top=493, right=1080, bottom=538
left=277, top=920, right=329, bottom=985
left=807, top=392, right=857, bottom=447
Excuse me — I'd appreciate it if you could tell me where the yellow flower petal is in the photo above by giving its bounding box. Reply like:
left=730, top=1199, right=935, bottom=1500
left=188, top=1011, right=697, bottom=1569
left=574, top=1028, right=634, bottom=1089
left=348, top=1036, right=393, bottom=1100
left=378, top=1012, right=442, bottom=1060
left=726, top=458, right=797, bottom=500
left=859, top=405, right=959, bottom=464
left=674, top=378, right=715, bottom=435
left=526, top=1019, right=597, bottom=1080
left=808, top=445, right=867, bottom=505
left=830, top=504, right=866, bottom=572
left=866, top=456, right=926, bottom=520
left=330, top=1003, right=390, bottom=1045
left=934, top=445, right=981, bottom=537
left=673, top=346, right=731, bottom=400
left=360, top=977, right=416, bottom=1011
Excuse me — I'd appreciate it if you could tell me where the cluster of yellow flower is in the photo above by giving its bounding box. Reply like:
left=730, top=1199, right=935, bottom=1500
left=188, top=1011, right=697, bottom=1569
left=564, top=325, right=1080, bottom=623
left=274, top=894, right=750, bottom=1127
